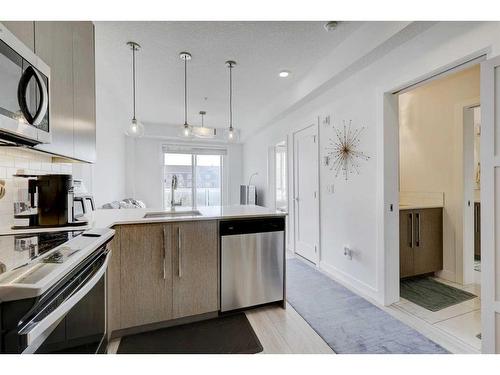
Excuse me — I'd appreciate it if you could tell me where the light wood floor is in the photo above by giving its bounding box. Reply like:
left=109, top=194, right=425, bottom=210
left=107, top=303, right=334, bottom=354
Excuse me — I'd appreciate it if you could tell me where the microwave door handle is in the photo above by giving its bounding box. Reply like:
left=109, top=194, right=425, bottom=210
left=17, top=65, right=48, bottom=126
left=19, top=251, right=110, bottom=354
left=31, top=68, right=48, bottom=126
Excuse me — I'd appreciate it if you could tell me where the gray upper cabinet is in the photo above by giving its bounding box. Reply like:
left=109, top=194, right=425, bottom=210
left=34, top=22, right=75, bottom=159
left=2, top=21, right=96, bottom=163
left=1, top=21, right=35, bottom=51
left=72, top=22, right=96, bottom=162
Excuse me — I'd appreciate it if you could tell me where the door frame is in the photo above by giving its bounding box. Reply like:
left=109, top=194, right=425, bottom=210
left=292, top=121, right=320, bottom=266
left=267, top=138, right=291, bottom=249
left=380, top=51, right=488, bottom=307
left=462, top=103, right=481, bottom=285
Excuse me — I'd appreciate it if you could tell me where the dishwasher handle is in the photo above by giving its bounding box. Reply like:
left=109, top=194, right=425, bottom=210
left=220, top=217, right=285, bottom=236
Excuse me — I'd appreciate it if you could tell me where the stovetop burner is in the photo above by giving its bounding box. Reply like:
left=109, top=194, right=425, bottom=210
left=0, top=231, right=84, bottom=275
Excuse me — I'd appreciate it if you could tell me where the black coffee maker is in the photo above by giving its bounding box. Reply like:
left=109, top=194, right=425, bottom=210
left=13, top=174, right=87, bottom=228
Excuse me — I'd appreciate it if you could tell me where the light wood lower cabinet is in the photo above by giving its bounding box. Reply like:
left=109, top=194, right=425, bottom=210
left=107, top=227, right=121, bottom=335
left=107, top=221, right=219, bottom=335
left=172, top=221, right=219, bottom=318
left=119, top=224, right=173, bottom=329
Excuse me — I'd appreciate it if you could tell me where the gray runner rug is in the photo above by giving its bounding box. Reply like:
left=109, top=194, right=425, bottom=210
left=286, top=258, right=448, bottom=354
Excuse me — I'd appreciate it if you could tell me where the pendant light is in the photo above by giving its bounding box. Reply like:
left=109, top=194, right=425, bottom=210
left=125, top=41, right=144, bottom=137
left=180, top=52, right=192, bottom=137
left=225, top=60, right=237, bottom=142
left=192, top=110, right=217, bottom=138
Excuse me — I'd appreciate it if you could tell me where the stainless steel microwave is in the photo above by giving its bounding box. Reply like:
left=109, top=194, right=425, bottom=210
left=0, top=23, right=51, bottom=145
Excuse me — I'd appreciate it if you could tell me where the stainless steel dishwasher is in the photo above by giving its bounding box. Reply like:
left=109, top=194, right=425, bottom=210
left=220, top=217, right=285, bottom=312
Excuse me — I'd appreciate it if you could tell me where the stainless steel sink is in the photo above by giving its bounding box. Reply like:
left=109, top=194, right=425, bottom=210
left=143, top=210, right=202, bottom=219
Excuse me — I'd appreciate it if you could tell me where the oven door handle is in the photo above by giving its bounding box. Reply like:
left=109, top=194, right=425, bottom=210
left=19, top=251, right=110, bottom=354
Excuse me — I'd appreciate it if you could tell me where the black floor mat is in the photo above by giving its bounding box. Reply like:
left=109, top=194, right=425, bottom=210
left=117, top=313, right=263, bottom=354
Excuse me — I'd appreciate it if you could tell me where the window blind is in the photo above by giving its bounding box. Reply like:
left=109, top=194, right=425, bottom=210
left=162, top=144, right=227, bottom=156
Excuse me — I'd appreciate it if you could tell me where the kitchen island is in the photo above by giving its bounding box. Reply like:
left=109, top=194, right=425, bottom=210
left=86, top=205, right=287, bottom=339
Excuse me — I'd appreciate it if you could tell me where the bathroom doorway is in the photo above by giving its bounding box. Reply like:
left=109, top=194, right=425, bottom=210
left=392, top=64, right=482, bottom=352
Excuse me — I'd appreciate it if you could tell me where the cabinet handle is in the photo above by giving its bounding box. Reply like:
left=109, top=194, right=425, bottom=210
left=475, top=204, right=479, bottom=233
left=408, top=213, right=413, bottom=248
left=415, top=213, right=421, bottom=248
left=162, top=227, right=167, bottom=280
left=177, top=227, right=182, bottom=278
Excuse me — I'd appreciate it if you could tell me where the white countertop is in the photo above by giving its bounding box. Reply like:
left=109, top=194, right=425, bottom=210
left=0, top=205, right=286, bottom=236
left=399, top=204, right=444, bottom=210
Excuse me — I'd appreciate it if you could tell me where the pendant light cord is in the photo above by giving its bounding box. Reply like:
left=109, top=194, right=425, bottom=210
left=132, top=45, right=136, bottom=121
left=184, top=57, right=188, bottom=126
left=229, top=63, right=233, bottom=129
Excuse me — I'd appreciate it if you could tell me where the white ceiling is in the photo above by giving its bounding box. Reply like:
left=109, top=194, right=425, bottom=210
left=94, top=21, right=365, bottom=139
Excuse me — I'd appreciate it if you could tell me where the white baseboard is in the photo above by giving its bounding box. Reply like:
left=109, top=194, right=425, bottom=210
left=436, top=269, right=456, bottom=282
left=318, top=260, right=381, bottom=304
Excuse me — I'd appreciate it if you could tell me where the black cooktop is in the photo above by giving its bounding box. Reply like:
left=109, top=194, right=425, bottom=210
left=0, top=231, right=84, bottom=275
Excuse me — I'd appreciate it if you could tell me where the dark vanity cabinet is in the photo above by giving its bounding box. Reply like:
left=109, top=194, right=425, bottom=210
left=400, top=208, right=443, bottom=278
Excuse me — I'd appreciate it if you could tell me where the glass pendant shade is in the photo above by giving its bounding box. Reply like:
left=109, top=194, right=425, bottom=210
left=126, top=118, right=145, bottom=137
left=192, top=110, right=216, bottom=139
left=225, top=126, right=238, bottom=142
left=192, top=126, right=216, bottom=138
left=182, top=123, right=192, bottom=137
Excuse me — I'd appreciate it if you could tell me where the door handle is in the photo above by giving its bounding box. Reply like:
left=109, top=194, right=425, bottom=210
left=475, top=204, right=479, bottom=233
left=408, top=213, right=413, bottom=248
left=162, top=227, right=167, bottom=280
left=415, top=213, right=421, bottom=247
left=177, top=226, right=182, bottom=278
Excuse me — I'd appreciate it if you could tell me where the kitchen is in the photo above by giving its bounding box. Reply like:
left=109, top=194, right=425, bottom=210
left=2, top=4, right=500, bottom=370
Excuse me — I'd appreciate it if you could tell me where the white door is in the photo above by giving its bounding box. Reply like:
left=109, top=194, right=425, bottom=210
left=480, top=56, right=500, bottom=353
left=293, top=124, right=319, bottom=264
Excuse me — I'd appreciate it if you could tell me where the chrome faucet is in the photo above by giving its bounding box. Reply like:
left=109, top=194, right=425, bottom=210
left=170, top=175, right=181, bottom=209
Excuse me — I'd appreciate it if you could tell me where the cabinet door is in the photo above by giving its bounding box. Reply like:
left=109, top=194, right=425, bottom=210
left=107, top=227, right=121, bottom=335
left=34, top=21, right=75, bottom=158
left=120, top=224, right=173, bottom=329
left=399, top=210, right=414, bottom=278
left=173, top=221, right=218, bottom=318
left=413, top=208, right=443, bottom=275
left=72, top=22, right=96, bottom=162
left=1, top=21, right=35, bottom=51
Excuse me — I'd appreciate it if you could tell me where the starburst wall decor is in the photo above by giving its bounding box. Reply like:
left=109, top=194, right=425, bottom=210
left=324, top=120, right=370, bottom=180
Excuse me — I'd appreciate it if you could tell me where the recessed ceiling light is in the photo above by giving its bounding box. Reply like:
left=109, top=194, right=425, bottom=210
left=279, top=70, right=290, bottom=78
left=324, top=21, right=339, bottom=32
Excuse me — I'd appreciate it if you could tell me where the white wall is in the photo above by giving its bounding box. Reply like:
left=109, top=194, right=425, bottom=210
left=128, top=137, right=243, bottom=209
left=243, top=21, right=500, bottom=303
left=72, top=24, right=129, bottom=207
left=399, top=66, right=480, bottom=283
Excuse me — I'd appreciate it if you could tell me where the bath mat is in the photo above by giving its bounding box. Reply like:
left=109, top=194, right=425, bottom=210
left=400, top=277, right=476, bottom=312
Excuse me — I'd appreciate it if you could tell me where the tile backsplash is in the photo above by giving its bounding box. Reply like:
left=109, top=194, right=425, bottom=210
left=0, top=147, right=73, bottom=227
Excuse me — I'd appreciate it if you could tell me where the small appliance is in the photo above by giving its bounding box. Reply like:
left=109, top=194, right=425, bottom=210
left=0, top=23, right=51, bottom=145
left=13, top=174, right=87, bottom=229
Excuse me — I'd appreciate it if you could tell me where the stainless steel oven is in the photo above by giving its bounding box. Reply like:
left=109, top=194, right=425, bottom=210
left=0, top=243, right=110, bottom=354
left=0, top=23, right=50, bottom=145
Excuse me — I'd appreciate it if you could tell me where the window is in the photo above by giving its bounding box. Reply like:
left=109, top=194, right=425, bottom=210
left=163, top=145, right=225, bottom=209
